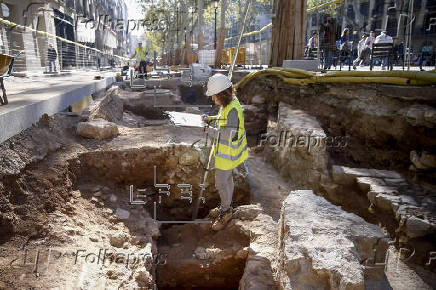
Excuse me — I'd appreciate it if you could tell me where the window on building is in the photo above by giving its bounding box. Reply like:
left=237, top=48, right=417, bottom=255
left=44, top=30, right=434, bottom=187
left=387, top=17, right=397, bottom=36
left=1, top=3, right=9, bottom=18
left=347, top=4, right=355, bottom=19
left=311, top=14, right=317, bottom=27
left=427, top=0, right=436, bottom=8
left=360, top=1, right=369, bottom=16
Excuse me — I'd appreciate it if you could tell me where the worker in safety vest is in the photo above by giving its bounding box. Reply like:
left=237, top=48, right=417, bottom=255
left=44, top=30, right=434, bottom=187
left=131, top=42, right=148, bottom=78
left=202, top=74, right=248, bottom=231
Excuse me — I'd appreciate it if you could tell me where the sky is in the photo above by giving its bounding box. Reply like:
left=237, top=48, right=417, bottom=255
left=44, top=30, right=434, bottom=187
left=125, top=0, right=145, bottom=36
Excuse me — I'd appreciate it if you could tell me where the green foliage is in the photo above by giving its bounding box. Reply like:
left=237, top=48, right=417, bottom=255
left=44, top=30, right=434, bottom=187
left=137, top=0, right=274, bottom=50
left=307, top=0, right=341, bottom=17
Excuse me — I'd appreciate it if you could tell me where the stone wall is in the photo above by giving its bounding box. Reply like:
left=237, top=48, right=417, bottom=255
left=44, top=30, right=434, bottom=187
left=278, top=190, right=388, bottom=290
left=263, top=102, right=328, bottom=191
left=238, top=78, right=436, bottom=270
left=238, top=78, right=436, bottom=178
left=79, top=145, right=251, bottom=220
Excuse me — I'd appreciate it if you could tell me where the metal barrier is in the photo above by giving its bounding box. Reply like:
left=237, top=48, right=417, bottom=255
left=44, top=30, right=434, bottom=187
left=0, top=17, right=128, bottom=73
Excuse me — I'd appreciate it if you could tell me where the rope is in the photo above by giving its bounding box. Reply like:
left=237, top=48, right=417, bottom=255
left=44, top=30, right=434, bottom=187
left=0, top=17, right=128, bottom=61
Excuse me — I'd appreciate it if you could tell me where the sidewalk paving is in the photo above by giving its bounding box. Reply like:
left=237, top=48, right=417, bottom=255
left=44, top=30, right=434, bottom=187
left=323, top=65, right=435, bottom=72
left=0, top=69, right=118, bottom=144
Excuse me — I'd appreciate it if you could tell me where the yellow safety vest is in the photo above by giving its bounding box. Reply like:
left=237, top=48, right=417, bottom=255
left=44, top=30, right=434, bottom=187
left=136, top=47, right=147, bottom=61
left=213, top=97, right=248, bottom=170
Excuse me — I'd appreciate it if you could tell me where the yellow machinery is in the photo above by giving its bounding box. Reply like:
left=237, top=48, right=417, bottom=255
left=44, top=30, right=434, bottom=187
left=222, top=49, right=232, bottom=65
left=231, top=47, right=246, bottom=65
left=221, top=47, right=246, bottom=66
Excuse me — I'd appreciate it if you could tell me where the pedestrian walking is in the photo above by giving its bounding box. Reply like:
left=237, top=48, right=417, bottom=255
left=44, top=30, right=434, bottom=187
left=47, top=44, right=57, bottom=73
left=319, top=16, right=339, bottom=71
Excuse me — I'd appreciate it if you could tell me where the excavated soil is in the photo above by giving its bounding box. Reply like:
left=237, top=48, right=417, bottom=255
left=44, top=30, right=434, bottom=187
left=1, top=83, right=435, bottom=289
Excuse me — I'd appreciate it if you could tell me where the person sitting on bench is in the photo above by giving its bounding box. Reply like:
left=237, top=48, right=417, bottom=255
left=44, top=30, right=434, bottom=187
left=374, top=31, right=393, bottom=70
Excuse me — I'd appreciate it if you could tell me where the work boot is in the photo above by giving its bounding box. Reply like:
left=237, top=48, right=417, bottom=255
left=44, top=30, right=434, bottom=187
left=211, top=208, right=233, bottom=231
left=207, top=206, right=221, bottom=220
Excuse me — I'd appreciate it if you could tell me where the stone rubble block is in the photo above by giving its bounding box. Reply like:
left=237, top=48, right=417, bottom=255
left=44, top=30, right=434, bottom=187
left=77, top=119, right=119, bottom=139
left=405, top=216, right=433, bottom=238
left=373, top=193, right=401, bottom=212
left=368, top=184, right=399, bottom=195
left=331, top=165, right=373, bottom=185
left=384, top=178, right=407, bottom=186
left=370, top=169, right=403, bottom=179
left=355, top=177, right=386, bottom=192
left=332, top=166, right=403, bottom=187
left=279, top=190, right=387, bottom=290
left=398, top=195, right=418, bottom=207
left=265, top=102, right=328, bottom=190
left=251, top=94, right=266, bottom=104
left=135, top=269, right=154, bottom=288
left=88, top=86, right=123, bottom=122
left=110, top=233, right=128, bottom=248
left=401, top=104, right=436, bottom=128
left=238, top=208, right=279, bottom=290
left=242, top=104, right=264, bottom=121
left=178, top=150, right=199, bottom=166
left=115, top=208, right=130, bottom=220
left=410, top=150, right=436, bottom=170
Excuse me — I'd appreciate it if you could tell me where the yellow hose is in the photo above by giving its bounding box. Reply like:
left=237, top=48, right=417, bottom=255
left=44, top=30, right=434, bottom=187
left=314, top=76, right=411, bottom=85
left=235, top=67, right=436, bottom=89
left=324, top=70, right=436, bottom=83
left=270, top=67, right=316, bottom=77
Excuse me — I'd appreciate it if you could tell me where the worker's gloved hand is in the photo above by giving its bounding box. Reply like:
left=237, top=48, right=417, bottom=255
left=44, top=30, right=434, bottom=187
left=201, top=114, right=210, bottom=124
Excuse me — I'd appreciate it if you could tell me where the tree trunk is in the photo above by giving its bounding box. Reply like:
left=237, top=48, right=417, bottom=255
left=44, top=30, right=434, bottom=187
left=416, top=0, right=428, bottom=32
left=270, top=0, right=307, bottom=66
left=184, top=18, right=197, bottom=65
left=368, top=0, right=375, bottom=31
left=197, top=0, right=204, bottom=50
left=382, top=0, right=390, bottom=31
left=215, top=0, right=228, bottom=67
left=352, top=0, right=365, bottom=31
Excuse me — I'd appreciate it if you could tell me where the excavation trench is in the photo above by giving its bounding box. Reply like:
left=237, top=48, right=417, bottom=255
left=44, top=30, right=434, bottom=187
left=76, top=145, right=252, bottom=289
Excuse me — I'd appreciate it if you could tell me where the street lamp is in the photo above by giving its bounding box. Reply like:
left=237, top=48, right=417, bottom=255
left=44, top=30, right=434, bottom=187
left=161, top=37, right=165, bottom=65
left=213, top=0, right=219, bottom=49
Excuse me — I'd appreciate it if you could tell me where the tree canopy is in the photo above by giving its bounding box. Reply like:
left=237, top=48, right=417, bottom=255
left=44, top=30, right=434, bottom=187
left=137, top=0, right=273, bottom=54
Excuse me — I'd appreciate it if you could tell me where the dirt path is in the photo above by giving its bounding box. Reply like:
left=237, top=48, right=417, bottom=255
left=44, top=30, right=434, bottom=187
left=246, top=152, right=296, bottom=221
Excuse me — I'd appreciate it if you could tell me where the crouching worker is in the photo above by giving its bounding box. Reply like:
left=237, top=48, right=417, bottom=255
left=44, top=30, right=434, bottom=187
left=202, top=74, right=248, bottom=231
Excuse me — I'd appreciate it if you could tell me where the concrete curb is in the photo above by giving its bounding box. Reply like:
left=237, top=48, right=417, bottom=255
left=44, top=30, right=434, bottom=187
left=0, top=76, right=115, bottom=144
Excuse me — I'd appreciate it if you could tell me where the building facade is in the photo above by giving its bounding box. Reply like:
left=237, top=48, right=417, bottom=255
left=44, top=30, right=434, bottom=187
left=0, top=0, right=129, bottom=73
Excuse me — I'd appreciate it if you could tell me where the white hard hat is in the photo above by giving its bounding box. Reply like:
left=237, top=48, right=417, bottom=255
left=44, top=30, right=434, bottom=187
left=205, top=73, right=232, bottom=96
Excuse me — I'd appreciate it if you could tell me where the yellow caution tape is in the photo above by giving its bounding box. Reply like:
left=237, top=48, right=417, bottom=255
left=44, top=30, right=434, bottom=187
left=0, top=17, right=129, bottom=61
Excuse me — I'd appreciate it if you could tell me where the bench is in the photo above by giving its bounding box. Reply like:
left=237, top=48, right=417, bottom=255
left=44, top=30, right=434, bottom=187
left=305, top=47, right=319, bottom=59
left=370, top=43, right=393, bottom=70
left=419, top=51, right=436, bottom=71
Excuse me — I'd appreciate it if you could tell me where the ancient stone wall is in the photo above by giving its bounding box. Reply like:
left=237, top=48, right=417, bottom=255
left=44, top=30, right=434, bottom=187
left=238, top=79, right=436, bottom=178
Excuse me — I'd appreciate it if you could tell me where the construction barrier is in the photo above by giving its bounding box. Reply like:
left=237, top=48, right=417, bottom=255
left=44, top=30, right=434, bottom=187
left=219, top=48, right=246, bottom=66
left=0, top=17, right=127, bottom=61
